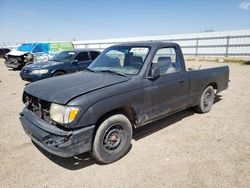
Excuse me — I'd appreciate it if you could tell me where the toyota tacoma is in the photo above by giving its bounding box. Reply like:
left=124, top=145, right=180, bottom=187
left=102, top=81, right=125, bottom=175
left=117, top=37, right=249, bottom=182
left=19, top=42, right=229, bottom=163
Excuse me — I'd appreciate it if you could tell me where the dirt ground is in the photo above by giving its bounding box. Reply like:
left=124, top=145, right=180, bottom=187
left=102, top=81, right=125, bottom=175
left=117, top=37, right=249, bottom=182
left=0, top=59, right=250, bottom=188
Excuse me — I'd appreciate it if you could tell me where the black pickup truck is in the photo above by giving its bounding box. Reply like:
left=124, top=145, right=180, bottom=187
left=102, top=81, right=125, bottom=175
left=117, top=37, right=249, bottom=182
left=19, top=42, right=229, bottom=163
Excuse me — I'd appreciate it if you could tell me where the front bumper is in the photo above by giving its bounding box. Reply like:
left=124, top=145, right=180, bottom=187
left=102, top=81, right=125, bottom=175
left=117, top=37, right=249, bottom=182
left=19, top=108, right=95, bottom=157
left=5, top=60, right=22, bottom=68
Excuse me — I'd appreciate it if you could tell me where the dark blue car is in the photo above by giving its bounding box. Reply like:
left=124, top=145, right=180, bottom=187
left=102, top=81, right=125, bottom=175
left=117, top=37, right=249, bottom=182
left=20, top=49, right=100, bottom=82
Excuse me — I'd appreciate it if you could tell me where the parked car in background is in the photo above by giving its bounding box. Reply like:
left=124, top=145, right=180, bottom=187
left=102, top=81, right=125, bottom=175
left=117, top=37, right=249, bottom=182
left=4, top=41, right=74, bottom=69
left=0, top=48, right=10, bottom=58
left=20, top=42, right=229, bottom=163
left=20, top=49, right=100, bottom=82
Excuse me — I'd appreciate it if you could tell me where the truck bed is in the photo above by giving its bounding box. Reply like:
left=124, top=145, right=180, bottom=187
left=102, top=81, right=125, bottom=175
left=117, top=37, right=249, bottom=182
left=188, top=65, right=229, bottom=94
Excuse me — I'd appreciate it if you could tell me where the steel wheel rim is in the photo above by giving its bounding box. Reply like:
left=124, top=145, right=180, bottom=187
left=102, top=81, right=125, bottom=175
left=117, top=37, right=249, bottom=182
left=203, top=89, right=213, bottom=107
left=102, top=124, right=127, bottom=153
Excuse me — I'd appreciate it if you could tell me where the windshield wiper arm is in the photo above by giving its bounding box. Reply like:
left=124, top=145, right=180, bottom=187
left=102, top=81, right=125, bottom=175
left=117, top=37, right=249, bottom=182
left=97, top=70, right=127, bottom=77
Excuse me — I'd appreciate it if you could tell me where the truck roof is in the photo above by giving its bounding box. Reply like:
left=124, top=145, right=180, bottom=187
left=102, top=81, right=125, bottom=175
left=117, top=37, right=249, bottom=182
left=112, top=41, right=178, bottom=48
left=22, top=41, right=73, bottom=44
left=68, top=48, right=100, bottom=53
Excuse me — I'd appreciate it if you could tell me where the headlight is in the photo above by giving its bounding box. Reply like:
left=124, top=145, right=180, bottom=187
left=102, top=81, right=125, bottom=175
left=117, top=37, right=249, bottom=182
left=24, top=53, right=32, bottom=61
left=50, top=103, right=80, bottom=124
left=31, top=69, right=48, bottom=74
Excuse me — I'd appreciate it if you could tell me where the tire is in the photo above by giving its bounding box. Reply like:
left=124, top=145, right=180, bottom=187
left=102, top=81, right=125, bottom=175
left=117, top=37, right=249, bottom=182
left=52, top=71, right=65, bottom=77
left=195, top=86, right=215, bottom=113
left=17, top=65, right=23, bottom=70
left=91, top=114, right=132, bottom=164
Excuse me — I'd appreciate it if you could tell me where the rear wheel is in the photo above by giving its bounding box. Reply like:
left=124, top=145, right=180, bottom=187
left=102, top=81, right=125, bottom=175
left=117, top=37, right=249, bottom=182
left=91, top=114, right=132, bottom=164
left=195, top=86, right=215, bottom=113
left=52, top=71, right=65, bottom=77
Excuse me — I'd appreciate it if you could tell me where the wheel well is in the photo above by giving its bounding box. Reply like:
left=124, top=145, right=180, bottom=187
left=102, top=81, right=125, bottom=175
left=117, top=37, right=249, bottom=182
left=209, top=82, right=218, bottom=89
left=52, top=70, right=66, bottom=75
left=96, top=107, right=137, bottom=129
left=205, top=82, right=218, bottom=90
left=206, top=82, right=218, bottom=91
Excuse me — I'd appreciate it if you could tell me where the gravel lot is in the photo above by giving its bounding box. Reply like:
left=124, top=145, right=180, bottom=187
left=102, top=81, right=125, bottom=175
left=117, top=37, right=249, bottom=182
left=0, top=59, right=250, bottom=188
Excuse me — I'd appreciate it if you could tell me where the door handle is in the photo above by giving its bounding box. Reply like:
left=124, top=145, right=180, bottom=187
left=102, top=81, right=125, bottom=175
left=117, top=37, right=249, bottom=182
left=179, top=80, right=185, bottom=84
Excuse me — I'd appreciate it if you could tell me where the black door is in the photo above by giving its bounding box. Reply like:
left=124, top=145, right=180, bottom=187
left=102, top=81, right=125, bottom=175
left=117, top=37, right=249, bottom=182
left=155, top=71, right=189, bottom=117
left=146, top=47, right=190, bottom=120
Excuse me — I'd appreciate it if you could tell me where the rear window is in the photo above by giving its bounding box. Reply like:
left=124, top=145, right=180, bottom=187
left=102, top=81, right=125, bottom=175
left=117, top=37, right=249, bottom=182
left=75, top=52, right=89, bottom=61
left=32, top=43, right=49, bottom=53
left=90, top=51, right=100, bottom=60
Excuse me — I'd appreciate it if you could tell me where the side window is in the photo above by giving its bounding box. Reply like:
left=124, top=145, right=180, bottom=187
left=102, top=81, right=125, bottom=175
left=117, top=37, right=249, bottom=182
left=90, top=51, right=100, bottom=60
left=75, top=52, right=89, bottom=61
left=33, top=44, right=49, bottom=53
left=152, top=47, right=181, bottom=75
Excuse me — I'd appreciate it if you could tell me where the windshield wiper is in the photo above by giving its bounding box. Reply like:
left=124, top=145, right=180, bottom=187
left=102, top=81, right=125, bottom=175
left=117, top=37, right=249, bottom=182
left=96, top=70, right=127, bottom=77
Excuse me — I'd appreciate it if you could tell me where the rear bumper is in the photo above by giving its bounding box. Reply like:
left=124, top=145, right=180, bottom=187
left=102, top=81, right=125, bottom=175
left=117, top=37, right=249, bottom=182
left=19, top=108, right=95, bottom=157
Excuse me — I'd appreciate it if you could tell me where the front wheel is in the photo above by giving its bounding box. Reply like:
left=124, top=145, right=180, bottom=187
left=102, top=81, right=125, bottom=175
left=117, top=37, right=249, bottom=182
left=195, top=86, right=215, bottom=113
left=91, top=114, right=132, bottom=164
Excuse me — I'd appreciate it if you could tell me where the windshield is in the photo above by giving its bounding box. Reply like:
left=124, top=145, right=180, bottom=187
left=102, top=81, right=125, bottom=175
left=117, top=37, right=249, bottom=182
left=50, top=51, right=76, bottom=62
left=17, top=43, right=35, bottom=52
left=88, top=46, right=150, bottom=75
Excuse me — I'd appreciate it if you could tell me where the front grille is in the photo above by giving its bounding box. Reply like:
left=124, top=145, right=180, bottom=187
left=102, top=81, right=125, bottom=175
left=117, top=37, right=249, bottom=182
left=7, top=55, right=21, bottom=63
left=23, top=92, right=52, bottom=124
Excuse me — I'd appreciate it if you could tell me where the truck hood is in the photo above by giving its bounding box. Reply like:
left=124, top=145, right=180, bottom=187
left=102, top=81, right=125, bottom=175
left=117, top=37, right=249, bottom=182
left=25, top=60, right=63, bottom=69
left=24, top=71, right=131, bottom=104
left=7, top=49, right=28, bottom=56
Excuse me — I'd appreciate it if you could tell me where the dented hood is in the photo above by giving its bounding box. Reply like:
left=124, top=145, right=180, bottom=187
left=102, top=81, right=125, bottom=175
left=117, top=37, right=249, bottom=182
left=24, top=71, right=131, bottom=104
left=7, top=49, right=28, bottom=56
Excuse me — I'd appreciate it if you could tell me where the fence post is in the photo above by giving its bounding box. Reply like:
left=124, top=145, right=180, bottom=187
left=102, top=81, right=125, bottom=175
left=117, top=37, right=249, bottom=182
left=225, top=36, right=230, bottom=57
left=195, top=38, right=199, bottom=56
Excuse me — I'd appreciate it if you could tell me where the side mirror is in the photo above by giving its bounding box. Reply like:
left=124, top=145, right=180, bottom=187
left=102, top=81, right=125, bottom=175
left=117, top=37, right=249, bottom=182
left=148, top=64, right=160, bottom=79
left=72, top=59, right=79, bottom=65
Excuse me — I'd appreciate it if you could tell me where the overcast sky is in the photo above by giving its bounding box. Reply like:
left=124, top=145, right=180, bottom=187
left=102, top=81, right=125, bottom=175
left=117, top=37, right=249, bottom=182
left=0, top=0, right=250, bottom=44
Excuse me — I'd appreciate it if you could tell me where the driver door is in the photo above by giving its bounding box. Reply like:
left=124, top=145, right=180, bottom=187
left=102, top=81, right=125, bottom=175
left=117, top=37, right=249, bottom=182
left=145, top=47, right=190, bottom=121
